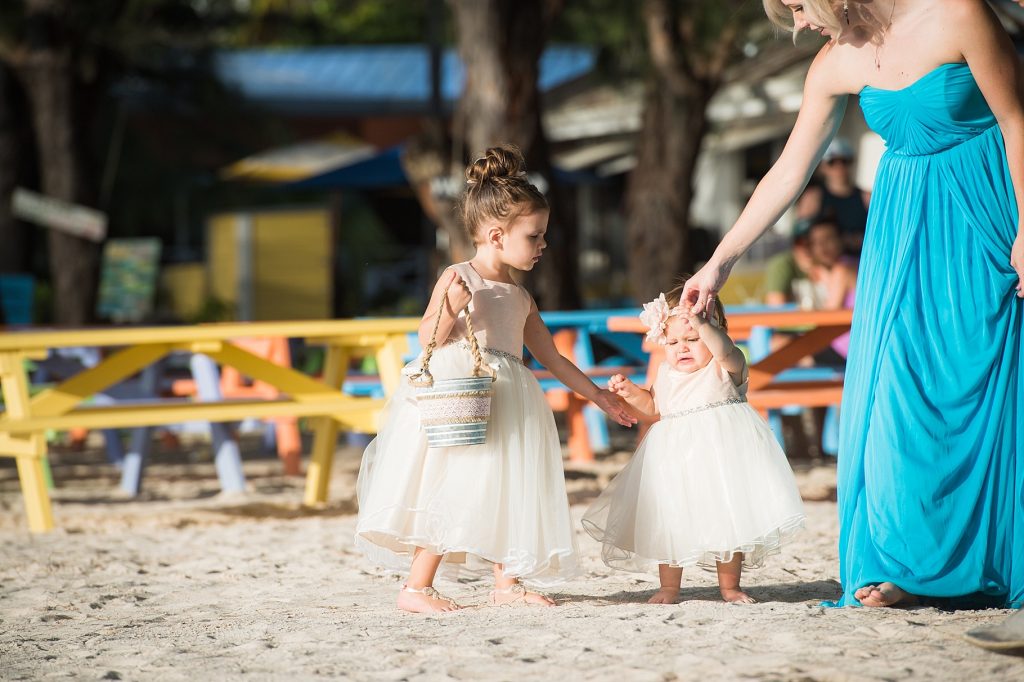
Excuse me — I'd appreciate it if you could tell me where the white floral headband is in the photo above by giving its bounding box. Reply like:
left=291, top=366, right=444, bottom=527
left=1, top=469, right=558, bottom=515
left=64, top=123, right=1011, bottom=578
left=639, top=293, right=720, bottom=345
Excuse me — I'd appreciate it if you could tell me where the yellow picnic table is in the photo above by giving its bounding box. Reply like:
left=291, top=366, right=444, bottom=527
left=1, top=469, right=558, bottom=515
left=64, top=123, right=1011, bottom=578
left=0, top=319, right=419, bottom=532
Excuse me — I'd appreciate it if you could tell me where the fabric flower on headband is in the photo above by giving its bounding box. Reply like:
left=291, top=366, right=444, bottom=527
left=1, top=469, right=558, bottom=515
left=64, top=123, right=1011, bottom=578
left=639, top=294, right=686, bottom=345
left=639, top=293, right=720, bottom=345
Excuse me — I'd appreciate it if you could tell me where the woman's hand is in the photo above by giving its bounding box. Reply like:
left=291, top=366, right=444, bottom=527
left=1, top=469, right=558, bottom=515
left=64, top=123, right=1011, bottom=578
left=1012, top=230, right=1024, bottom=298
left=591, top=389, right=638, bottom=427
left=444, top=270, right=472, bottom=312
left=682, top=260, right=732, bottom=315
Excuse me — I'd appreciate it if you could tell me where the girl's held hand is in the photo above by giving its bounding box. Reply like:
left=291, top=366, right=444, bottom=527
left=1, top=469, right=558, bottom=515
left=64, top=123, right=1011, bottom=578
left=607, top=373, right=637, bottom=397
left=1011, top=231, right=1024, bottom=298
left=683, top=261, right=731, bottom=315
left=445, top=270, right=472, bottom=311
left=592, top=389, right=637, bottom=427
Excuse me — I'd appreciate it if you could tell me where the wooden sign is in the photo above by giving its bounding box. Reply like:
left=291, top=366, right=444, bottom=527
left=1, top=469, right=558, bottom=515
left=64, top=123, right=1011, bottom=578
left=11, top=187, right=107, bottom=242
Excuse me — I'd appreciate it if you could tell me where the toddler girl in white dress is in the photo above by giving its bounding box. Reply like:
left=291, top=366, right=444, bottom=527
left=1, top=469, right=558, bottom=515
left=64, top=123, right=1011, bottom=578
left=583, top=285, right=805, bottom=604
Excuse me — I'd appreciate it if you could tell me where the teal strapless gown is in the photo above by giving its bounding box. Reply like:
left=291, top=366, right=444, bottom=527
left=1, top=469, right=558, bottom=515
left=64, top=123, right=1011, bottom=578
left=835, top=62, right=1023, bottom=608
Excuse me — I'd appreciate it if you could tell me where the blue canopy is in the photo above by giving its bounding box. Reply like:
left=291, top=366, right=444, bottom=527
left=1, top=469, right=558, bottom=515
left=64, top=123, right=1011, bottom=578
left=214, top=45, right=595, bottom=115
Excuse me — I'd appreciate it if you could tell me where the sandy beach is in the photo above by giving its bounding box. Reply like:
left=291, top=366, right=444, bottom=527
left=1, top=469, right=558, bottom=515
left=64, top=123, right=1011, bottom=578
left=1, top=439, right=1021, bottom=681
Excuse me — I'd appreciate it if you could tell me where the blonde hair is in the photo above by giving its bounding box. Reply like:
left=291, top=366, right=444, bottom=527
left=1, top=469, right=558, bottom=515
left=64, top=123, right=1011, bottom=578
left=762, top=0, right=843, bottom=43
left=665, top=277, right=729, bottom=332
left=460, top=144, right=548, bottom=244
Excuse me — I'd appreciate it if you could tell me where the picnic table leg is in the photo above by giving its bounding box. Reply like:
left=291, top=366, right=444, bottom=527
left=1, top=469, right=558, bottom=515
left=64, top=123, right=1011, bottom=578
left=0, top=354, right=52, bottom=532
left=551, top=331, right=593, bottom=462
left=747, top=326, right=787, bottom=449
left=191, top=354, right=246, bottom=493
left=375, top=335, right=408, bottom=396
left=567, top=396, right=593, bottom=463
left=822, top=405, right=839, bottom=456
left=304, top=345, right=349, bottom=506
left=119, top=426, right=154, bottom=496
left=102, top=429, right=125, bottom=466
left=574, top=330, right=610, bottom=454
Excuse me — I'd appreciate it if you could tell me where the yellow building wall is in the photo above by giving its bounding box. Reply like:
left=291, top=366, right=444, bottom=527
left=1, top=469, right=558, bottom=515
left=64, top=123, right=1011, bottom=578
left=160, top=263, right=207, bottom=320
left=206, top=208, right=333, bottom=321
left=253, top=211, right=332, bottom=320
left=208, top=213, right=239, bottom=311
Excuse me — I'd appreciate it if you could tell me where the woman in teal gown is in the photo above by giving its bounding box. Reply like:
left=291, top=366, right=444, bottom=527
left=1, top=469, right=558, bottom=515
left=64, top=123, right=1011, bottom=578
left=684, top=0, right=1024, bottom=608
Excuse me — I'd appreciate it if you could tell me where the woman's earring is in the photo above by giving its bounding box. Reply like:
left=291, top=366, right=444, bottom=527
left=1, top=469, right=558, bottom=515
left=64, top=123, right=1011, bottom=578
left=843, top=0, right=850, bottom=24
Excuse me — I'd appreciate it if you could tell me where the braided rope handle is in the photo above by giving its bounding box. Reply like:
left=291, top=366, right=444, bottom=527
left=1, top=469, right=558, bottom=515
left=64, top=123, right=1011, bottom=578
left=408, top=282, right=492, bottom=388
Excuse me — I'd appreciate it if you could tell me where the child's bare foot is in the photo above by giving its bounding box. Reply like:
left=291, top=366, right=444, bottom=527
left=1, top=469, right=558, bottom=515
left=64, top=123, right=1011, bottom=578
left=721, top=588, right=757, bottom=604
left=647, top=588, right=681, bottom=604
left=854, top=582, right=918, bottom=607
left=491, top=582, right=556, bottom=607
left=397, top=585, right=462, bottom=613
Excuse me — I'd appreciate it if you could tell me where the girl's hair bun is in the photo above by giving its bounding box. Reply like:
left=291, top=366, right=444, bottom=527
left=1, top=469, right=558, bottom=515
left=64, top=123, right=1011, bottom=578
left=466, top=144, right=527, bottom=186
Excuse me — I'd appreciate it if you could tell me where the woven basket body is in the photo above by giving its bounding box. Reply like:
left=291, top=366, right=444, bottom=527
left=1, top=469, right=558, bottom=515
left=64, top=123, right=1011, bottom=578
left=409, top=282, right=496, bottom=448
left=416, top=375, right=493, bottom=447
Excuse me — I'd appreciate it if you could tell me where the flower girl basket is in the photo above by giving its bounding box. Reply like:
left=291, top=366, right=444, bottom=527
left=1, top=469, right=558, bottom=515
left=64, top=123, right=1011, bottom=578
left=407, top=285, right=496, bottom=447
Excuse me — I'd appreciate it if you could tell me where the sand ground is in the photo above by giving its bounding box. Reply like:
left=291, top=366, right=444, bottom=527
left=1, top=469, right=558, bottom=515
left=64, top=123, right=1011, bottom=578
left=1, top=438, right=1021, bottom=681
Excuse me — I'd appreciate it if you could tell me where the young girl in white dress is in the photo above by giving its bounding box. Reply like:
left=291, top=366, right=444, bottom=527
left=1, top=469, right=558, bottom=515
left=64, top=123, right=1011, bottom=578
left=356, top=145, right=635, bottom=614
left=582, top=284, right=805, bottom=604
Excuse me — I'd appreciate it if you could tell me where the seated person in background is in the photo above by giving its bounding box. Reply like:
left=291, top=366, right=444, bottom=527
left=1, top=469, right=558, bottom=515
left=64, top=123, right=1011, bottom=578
left=796, top=137, right=870, bottom=257
left=765, top=216, right=856, bottom=309
left=764, top=216, right=858, bottom=361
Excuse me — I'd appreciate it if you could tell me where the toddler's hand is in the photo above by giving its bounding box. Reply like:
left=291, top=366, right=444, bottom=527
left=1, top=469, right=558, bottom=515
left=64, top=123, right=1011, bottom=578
left=686, top=308, right=708, bottom=329
left=607, top=373, right=637, bottom=397
left=444, top=270, right=472, bottom=311
left=592, top=389, right=637, bottom=428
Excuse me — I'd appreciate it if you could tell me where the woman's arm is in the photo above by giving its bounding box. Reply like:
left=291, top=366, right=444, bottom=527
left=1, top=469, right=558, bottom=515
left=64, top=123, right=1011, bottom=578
left=523, top=302, right=637, bottom=427
left=684, top=46, right=850, bottom=313
left=956, top=0, right=1024, bottom=297
left=418, top=269, right=472, bottom=349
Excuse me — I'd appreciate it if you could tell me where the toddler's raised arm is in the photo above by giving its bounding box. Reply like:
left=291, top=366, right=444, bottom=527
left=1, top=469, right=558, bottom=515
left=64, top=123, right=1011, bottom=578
left=687, top=306, right=746, bottom=386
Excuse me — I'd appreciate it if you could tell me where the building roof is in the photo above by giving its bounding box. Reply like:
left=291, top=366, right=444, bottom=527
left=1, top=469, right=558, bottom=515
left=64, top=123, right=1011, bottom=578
left=213, top=45, right=596, bottom=115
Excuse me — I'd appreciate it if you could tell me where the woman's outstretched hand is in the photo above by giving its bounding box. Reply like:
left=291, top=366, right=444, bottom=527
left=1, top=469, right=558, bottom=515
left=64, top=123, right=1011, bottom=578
left=682, top=261, right=731, bottom=315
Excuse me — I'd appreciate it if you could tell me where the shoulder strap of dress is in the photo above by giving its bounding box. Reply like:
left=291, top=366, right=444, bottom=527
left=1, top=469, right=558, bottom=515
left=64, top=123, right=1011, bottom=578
left=449, top=262, right=482, bottom=290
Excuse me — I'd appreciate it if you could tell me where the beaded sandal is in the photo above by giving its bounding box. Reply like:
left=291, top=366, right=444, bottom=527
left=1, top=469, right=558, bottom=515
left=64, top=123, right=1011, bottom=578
left=400, top=584, right=461, bottom=610
left=489, top=582, right=551, bottom=607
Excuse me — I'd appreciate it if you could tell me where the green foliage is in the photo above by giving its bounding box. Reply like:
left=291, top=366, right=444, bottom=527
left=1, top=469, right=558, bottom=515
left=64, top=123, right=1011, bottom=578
left=553, top=0, right=770, bottom=80
left=552, top=0, right=646, bottom=76
left=198, top=0, right=446, bottom=47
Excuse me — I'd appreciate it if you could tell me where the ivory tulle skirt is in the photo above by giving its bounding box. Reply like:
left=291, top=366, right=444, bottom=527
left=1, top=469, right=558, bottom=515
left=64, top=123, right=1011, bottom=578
left=355, top=343, right=580, bottom=586
left=582, top=402, right=805, bottom=572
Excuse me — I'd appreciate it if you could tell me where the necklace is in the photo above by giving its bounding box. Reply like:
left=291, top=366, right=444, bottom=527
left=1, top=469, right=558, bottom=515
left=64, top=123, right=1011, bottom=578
left=874, top=0, right=898, bottom=71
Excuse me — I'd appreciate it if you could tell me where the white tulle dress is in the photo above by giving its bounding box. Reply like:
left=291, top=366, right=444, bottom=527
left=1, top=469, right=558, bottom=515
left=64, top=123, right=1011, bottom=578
left=582, top=358, right=805, bottom=572
left=355, top=262, right=580, bottom=587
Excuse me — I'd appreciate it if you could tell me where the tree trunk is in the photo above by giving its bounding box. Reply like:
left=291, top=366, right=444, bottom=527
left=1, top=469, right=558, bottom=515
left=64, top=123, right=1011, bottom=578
left=625, top=79, right=712, bottom=301
left=0, top=62, right=30, bottom=274
left=12, top=0, right=99, bottom=325
left=625, top=0, right=745, bottom=303
left=450, top=0, right=578, bottom=308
